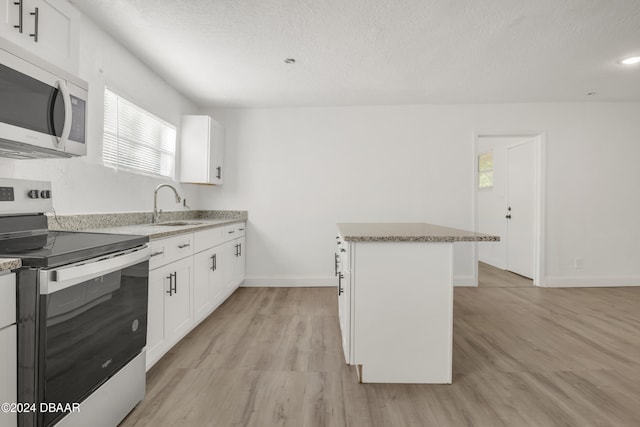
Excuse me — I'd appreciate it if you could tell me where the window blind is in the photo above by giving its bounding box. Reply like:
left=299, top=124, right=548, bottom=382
left=103, top=88, right=177, bottom=178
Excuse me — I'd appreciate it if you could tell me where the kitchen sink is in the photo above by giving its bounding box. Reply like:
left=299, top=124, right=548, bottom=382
left=150, top=221, right=203, bottom=227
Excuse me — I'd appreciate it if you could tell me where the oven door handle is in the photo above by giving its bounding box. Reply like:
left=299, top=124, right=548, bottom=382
left=40, top=245, right=150, bottom=294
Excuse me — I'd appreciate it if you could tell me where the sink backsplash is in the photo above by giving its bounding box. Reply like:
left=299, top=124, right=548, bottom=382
left=47, top=210, right=248, bottom=231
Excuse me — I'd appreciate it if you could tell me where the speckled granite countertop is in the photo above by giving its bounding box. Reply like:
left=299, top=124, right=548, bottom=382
left=0, top=258, right=21, bottom=272
left=337, top=223, right=500, bottom=243
left=47, top=210, right=247, bottom=240
left=91, top=218, right=244, bottom=240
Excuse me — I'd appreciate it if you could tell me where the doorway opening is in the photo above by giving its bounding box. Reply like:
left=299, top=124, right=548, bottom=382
left=472, top=132, right=545, bottom=287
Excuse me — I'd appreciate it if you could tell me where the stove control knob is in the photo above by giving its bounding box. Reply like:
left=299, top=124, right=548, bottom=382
left=40, top=190, right=51, bottom=199
left=28, top=190, right=40, bottom=199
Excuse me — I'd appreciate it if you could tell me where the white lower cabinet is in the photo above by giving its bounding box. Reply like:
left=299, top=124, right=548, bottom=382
left=193, top=245, right=223, bottom=323
left=162, top=257, right=193, bottom=345
left=146, top=222, right=246, bottom=370
left=0, top=273, right=17, bottom=427
left=147, top=256, right=193, bottom=369
left=222, top=235, right=245, bottom=294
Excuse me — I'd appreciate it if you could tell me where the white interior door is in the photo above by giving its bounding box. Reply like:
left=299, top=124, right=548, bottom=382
left=506, top=141, right=535, bottom=278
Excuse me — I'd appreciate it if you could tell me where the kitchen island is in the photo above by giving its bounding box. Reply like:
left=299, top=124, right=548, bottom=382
left=335, top=223, right=499, bottom=384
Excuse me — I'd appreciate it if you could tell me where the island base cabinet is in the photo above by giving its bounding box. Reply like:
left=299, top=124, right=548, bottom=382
left=337, top=269, right=352, bottom=364
left=351, top=242, right=454, bottom=384
left=146, top=257, right=193, bottom=370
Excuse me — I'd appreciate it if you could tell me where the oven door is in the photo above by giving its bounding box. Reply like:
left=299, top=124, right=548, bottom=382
left=37, top=245, right=149, bottom=427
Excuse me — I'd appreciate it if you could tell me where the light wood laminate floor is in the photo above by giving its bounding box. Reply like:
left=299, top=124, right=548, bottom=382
left=121, top=284, right=640, bottom=427
left=478, top=261, right=533, bottom=287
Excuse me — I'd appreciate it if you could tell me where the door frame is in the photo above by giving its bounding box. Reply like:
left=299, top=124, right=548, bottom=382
left=472, top=131, right=546, bottom=287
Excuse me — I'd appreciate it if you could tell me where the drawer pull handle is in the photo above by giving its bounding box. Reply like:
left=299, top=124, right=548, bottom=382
left=150, top=251, right=164, bottom=258
left=178, top=243, right=191, bottom=249
left=228, top=230, right=235, bottom=234
left=239, top=228, right=245, bottom=231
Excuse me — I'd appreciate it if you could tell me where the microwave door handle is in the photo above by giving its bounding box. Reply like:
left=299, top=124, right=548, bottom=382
left=55, top=80, right=73, bottom=149
left=41, top=245, right=151, bottom=294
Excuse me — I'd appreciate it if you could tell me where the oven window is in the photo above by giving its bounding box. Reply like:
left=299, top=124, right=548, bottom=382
left=0, top=63, right=64, bottom=137
left=40, top=260, right=148, bottom=426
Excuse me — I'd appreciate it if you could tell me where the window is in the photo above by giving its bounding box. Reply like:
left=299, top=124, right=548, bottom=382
left=478, top=151, right=493, bottom=189
left=103, top=88, right=177, bottom=178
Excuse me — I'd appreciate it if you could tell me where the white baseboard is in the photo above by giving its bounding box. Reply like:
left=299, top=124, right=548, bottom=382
left=453, top=275, right=477, bottom=287
left=543, top=275, right=640, bottom=288
left=241, top=276, right=337, bottom=287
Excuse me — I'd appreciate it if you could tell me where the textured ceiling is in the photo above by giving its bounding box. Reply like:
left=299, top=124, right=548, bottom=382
left=70, top=0, right=640, bottom=108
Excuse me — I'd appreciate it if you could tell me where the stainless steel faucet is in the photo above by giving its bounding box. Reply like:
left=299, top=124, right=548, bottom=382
left=152, top=184, right=182, bottom=223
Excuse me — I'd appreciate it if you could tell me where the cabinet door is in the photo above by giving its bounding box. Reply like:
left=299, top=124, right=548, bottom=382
left=210, top=120, right=224, bottom=185
left=147, top=265, right=168, bottom=369
left=193, top=247, right=222, bottom=322
left=0, top=0, right=24, bottom=44
left=235, top=236, right=246, bottom=286
left=338, top=270, right=351, bottom=363
left=180, top=115, right=210, bottom=184
left=164, top=257, right=193, bottom=344
left=0, top=0, right=79, bottom=73
left=179, top=115, right=225, bottom=185
left=0, top=0, right=20, bottom=38
left=208, top=247, right=224, bottom=308
left=221, top=240, right=238, bottom=296
left=193, top=249, right=213, bottom=322
left=0, top=325, right=17, bottom=427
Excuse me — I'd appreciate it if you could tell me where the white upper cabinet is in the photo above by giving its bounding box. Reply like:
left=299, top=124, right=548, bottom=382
left=179, top=115, right=225, bottom=185
left=0, top=0, right=80, bottom=73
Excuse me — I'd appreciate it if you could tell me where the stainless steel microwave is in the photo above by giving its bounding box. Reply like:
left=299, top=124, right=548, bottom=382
left=0, top=38, right=88, bottom=159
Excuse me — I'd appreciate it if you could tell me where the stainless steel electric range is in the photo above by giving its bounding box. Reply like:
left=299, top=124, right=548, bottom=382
left=0, top=178, right=149, bottom=427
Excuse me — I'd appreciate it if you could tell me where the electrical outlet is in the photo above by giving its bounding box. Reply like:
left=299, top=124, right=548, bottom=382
left=574, top=257, right=584, bottom=269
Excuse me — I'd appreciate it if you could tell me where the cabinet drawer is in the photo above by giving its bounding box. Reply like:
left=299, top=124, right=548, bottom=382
left=0, top=273, right=16, bottom=328
left=194, top=226, right=225, bottom=253
left=149, top=234, right=194, bottom=270
left=223, top=223, right=246, bottom=241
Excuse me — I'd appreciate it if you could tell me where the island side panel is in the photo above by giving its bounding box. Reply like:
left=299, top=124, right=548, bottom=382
left=353, top=241, right=453, bottom=383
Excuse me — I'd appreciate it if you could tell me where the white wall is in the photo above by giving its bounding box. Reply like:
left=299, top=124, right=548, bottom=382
left=0, top=9, right=201, bottom=214
left=202, top=103, right=640, bottom=287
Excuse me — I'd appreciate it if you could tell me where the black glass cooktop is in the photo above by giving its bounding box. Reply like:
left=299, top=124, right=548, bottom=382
left=0, top=230, right=148, bottom=268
